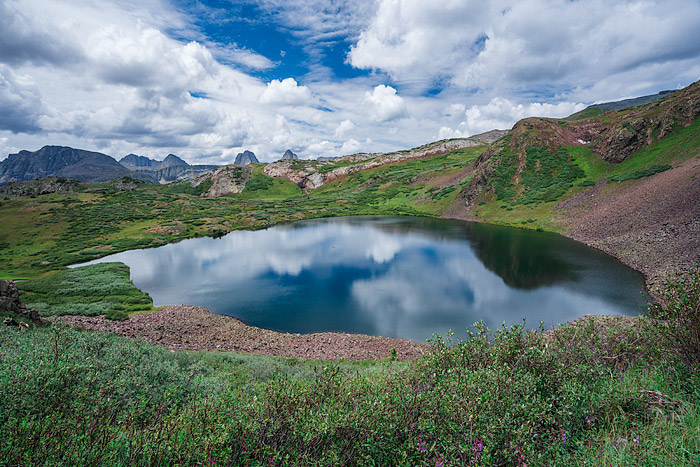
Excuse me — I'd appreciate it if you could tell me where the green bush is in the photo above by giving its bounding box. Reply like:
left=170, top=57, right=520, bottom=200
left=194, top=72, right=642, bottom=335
left=2, top=315, right=698, bottom=466
left=490, top=146, right=585, bottom=204
left=609, top=164, right=672, bottom=182
left=648, top=266, right=700, bottom=367
left=105, top=309, right=129, bottom=321
left=18, top=263, right=152, bottom=317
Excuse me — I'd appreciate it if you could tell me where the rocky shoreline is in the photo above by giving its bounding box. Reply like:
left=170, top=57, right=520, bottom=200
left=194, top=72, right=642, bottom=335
left=52, top=305, right=430, bottom=361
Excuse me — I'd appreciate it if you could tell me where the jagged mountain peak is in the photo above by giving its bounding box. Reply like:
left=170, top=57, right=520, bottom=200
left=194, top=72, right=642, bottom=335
left=234, top=150, right=259, bottom=165
left=281, top=149, right=299, bottom=160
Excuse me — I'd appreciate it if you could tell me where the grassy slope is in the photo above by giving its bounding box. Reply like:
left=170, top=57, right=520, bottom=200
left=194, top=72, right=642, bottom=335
left=468, top=116, right=700, bottom=230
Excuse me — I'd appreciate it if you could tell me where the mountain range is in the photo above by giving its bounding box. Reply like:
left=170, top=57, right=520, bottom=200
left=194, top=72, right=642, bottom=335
left=0, top=146, right=138, bottom=186
left=0, top=148, right=218, bottom=186
left=119, top=153, right=188, bottom=168
left=119, top=154, right=218, bottom=183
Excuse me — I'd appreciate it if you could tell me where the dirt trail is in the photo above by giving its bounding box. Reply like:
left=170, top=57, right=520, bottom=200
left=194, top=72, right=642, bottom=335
left=52, top=305, right=430, bottom=361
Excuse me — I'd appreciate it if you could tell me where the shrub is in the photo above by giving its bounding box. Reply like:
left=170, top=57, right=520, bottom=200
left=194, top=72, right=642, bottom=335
left=610, top=164, right=672, bottom=182
left=18, top=263, right=152, bottom=317
left=647, top=266, right=700, bottom=367
left=105, top=309, right=129, bottom=321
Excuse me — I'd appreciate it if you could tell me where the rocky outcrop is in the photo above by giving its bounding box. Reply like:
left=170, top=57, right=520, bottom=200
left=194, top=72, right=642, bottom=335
left=589, top=81, right=700, bottom=163
left=107, top=176, right=148, bottom=190
left=234, top=150, right=259, bottom=165
left=190, top=165, right=253, bottom=197
left=280, top=149, right=299, bottom=160
left=0, top=280, right=40, bottom=321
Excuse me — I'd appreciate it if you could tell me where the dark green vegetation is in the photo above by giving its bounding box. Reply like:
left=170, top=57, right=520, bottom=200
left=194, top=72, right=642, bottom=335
left=490, top=145, right=585, bottom=204
left=17, top=263, right=152, bottom=320
left=609, top=164, right=672, bottom=182
left=1, top=272, right=699, bottom=465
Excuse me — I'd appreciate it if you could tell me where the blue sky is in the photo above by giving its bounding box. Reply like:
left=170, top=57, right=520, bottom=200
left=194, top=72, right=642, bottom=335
left=1, top=0, right=699, bottom=163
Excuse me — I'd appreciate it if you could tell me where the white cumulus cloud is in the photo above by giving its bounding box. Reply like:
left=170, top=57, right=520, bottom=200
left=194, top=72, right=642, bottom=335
left=259, top=78, right=314, bottom=105
left=334, top=119, right=355, bottom=138
left=364, top=85, right=407, bottom=122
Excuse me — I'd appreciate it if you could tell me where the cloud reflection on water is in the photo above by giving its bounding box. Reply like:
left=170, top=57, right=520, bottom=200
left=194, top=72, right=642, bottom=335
left=81, top=216, right=646, bottom=342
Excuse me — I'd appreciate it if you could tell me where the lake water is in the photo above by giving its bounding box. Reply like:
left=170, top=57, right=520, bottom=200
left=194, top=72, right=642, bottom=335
left=81, top=216, right=646, bottom=342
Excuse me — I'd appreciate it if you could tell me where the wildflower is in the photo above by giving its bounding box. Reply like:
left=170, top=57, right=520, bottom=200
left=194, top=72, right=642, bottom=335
left=472, top=435, right=483, bottom=464
left=561, top=432, right=567, bottom=442
left=634, top=437, right=640, bottom=444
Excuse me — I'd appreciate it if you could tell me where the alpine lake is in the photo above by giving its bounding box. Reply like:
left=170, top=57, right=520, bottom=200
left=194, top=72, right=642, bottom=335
left=80, top=216, right=647, bottom=342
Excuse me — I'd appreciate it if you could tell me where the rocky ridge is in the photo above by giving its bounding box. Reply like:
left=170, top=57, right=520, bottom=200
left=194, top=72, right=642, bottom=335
left=264, top=130, right=508, bottom=192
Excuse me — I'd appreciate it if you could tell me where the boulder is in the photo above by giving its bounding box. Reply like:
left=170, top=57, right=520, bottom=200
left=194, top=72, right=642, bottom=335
left=0, top=279, right=40, bottom=321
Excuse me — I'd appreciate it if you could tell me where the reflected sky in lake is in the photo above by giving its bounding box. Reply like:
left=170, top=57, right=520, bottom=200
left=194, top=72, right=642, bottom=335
left=79, top=216, right=647, bottom=342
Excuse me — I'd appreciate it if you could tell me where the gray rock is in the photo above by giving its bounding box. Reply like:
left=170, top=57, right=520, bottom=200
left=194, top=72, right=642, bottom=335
left=234, top=150, right=259, bottom=165
left=280, top=149, right=299, bottom=160
left=0, top=279, right=40, bottom=321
